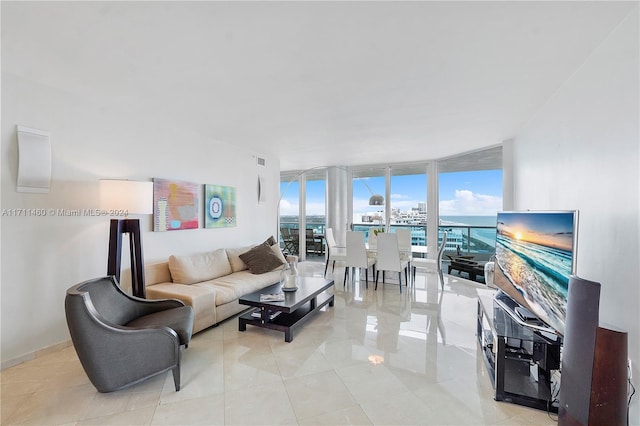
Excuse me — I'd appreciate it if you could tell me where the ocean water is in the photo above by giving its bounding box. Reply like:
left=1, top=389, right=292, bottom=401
left=440, top=216, right=497, bottom=227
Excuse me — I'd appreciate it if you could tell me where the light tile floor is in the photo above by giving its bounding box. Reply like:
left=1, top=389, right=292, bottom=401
left=1, top=263, right=558, bottom=425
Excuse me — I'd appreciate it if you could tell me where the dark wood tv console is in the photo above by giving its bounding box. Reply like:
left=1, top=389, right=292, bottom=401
left=477, top=292, right=562, bottom=412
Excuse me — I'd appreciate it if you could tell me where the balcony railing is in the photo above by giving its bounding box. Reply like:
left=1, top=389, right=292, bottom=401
left=281, top=221, right=497, bottom=261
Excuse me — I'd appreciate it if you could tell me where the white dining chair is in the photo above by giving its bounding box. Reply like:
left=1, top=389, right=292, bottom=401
left=344, top=231, right=376, bottom=288
left=324, top=228, right=347, bottom=276
left=412, top=231, right=448, bottom=289
left=367, top=230, right=379, bottom=261
left=396, top=228, right=413, bottom=280
left=368, top=230, right=378, bottom=249
left=375, top=232, right=409, bottom=293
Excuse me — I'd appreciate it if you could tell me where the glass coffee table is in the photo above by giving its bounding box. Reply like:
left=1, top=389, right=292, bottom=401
left=238, top=276, right=334, bottom=342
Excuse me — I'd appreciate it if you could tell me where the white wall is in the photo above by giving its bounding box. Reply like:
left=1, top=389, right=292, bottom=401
left=513, top=6, right=639, bottom=421
left=1, top=73, right=280, bottom=367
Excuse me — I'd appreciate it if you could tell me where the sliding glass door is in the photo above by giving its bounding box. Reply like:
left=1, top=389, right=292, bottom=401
left=279, top=169, right=326, bottom=260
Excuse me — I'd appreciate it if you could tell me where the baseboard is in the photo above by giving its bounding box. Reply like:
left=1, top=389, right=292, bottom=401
left=1, top=339, right=72, bottom=370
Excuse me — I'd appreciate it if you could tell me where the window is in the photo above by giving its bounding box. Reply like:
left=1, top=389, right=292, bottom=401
left=305, top=171, right=326, bottom=258
left=279, top=176, right=300, bottom=256
left=438, top=147, right=503, bottom=257
left=389, top=164, right=428, bottom=246
left=352, top=167, right=386, bottom=242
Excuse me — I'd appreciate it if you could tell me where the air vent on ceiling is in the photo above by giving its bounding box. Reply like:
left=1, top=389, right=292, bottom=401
left=257, top=157, right=266, bottom=167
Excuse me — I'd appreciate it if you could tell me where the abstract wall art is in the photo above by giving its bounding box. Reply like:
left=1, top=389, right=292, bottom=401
left=204, top=184, right=236, bottom=228
left=153, top=178, right=200, bottom=231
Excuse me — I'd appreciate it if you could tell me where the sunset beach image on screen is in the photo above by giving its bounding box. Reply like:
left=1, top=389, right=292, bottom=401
left=494, top=211, right=577, bottom=335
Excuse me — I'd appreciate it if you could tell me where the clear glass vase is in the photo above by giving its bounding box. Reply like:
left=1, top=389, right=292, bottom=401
left=281, top=261, right=298, bottom=290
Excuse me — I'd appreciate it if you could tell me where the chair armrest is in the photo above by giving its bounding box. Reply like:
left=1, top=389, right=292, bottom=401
left=114, top=282, right=186, bottom=316
left=128, top=295, right=185, bottom=310
left=133, top=298, right=186, bottom=317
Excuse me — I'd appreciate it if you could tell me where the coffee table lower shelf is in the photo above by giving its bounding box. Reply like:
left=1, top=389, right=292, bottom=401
left=238, top=293, right=334, bottom=342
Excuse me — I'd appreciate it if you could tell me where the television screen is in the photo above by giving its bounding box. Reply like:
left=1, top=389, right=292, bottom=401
left=494, top=211, right=578, bottom=335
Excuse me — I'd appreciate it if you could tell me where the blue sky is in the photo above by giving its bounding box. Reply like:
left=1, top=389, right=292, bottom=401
left=280, top=169, right=503, bottom=217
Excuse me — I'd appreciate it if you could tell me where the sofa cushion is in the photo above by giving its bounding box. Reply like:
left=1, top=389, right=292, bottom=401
left=197, top=269, right=282, bottom=305
left=168, top=249, right=232, bottom=284
left=239, top=243, right=284, bottom=274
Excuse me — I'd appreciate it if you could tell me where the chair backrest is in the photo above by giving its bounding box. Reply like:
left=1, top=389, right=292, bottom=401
left=305, top=228, right=315, bottom=241
left=437, top=231, right=448, bottom=265
left=67, top=276, right=139, bottom=326
left=346, top=231, right=369, bottom=268
left=368, top=230, right=378, bottom=249
left=326, top=228, right=338, bottom=247
left=376, top=232, right=403, bottom=272
left=396, top=228, right=412, bottom=251
left=435, top=231, right=448, bottom=288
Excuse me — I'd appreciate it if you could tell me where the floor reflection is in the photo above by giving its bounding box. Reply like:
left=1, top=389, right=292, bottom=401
left=1, top=261, right=556, bottom=425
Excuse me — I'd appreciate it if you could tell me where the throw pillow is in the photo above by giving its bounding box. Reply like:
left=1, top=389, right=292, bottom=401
left=226, top=246, right=252, bottom=273
left=270, top=243, right=287, bottom=264
left=227, top=237, right=281, bottom=273
left=239, top=243, right=284, bottom=274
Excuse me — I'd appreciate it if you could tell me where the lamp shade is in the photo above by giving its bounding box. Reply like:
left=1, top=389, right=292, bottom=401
left=99, top=179, right=153, bottom=215
left=368, top=194, right=384, bottom=206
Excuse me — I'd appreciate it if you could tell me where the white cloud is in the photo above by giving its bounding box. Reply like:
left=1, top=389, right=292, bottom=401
left=390, top=193, right=410, bottom=200
left=439, top=189, right=502, bottom=216
left=278, top=199, right=297, bottom=216
left=305, top=202, right=326, bottom=216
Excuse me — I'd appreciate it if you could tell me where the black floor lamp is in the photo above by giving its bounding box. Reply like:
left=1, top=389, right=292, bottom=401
left=100, top=179, right=153, bottom=298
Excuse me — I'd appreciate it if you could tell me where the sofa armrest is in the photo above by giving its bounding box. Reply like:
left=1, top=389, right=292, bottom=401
left=144, top=262, right=173, bottom=286
left=146, top=283, right=217, bottom=334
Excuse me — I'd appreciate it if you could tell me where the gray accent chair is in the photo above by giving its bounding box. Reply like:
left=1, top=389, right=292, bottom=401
left=65, top=276, right=194, bottom=392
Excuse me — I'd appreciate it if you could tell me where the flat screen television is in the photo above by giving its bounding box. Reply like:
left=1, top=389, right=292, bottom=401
left=493, top=210, right=578, bottom=336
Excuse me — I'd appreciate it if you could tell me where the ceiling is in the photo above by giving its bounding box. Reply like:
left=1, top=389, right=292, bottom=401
left=2, top=1, right=636, bottom=171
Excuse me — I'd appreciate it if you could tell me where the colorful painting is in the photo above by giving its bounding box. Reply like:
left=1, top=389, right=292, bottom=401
left=205, top=184, right=236, bottom=228
left=153, top=178, right=200, bottom=231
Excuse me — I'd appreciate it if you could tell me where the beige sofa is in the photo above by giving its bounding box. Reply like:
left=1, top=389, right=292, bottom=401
left=144, top=240, right=294, bottom=334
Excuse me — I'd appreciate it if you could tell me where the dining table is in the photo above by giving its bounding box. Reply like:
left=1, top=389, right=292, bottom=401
left=364, top=243, right=430, bottom=257
left=361, top=243, right=430, bottom=285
